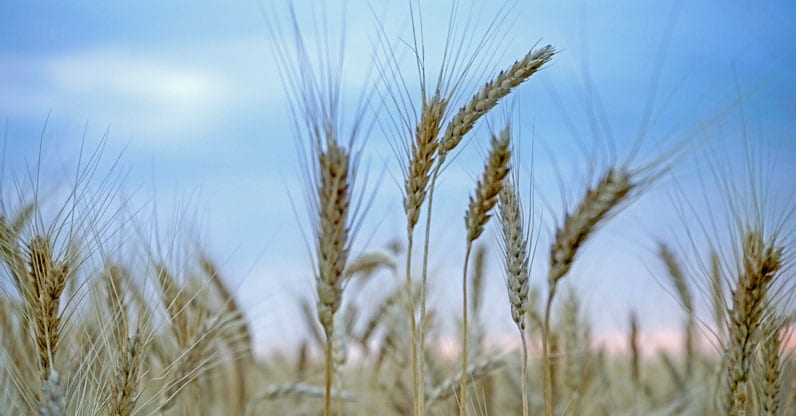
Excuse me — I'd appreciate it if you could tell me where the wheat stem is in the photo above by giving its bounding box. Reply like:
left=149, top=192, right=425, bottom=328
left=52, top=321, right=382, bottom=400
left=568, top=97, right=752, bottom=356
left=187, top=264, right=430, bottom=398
left=459, top=243, right=474, bottom=416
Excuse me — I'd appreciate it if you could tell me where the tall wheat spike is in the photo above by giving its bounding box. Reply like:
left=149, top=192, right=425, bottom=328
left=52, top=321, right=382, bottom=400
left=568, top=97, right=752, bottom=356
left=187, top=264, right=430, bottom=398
left=460, top=127, right=511, bottom=415
left=403, top=92, right=447, bottom=416
left=722, top=229, right=783, bottom=416
left=497, top=174, right=531, bottom=416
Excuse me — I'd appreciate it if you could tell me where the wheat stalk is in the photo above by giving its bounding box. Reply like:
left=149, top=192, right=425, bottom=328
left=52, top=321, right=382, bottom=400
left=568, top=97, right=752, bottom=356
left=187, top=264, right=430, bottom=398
left=460, top=127, right=511, bottom=415
left=497, top=174, right=531, bottom=416
left=400, top=90, right=448, bottom=416
left=415, top=42, right=553, bottom=416
left=561, top=289, right=586, bottom=415
left=543, top=168, right=634, bottom=416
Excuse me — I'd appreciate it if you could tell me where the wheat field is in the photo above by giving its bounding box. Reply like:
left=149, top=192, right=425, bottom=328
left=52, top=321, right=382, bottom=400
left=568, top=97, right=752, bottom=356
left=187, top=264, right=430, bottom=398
left=1, top=1, right=795, bottom=415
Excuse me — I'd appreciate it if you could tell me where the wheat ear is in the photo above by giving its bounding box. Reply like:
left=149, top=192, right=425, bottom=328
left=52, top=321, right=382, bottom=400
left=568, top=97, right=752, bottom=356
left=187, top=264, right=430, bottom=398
left=24, top=236, right=71, bottom=415
left=403, top=93, right=447, bottom=416
left=658, top=242, right=696, bottom=379
left=760, top=321, right=786, bottom=416
left=104, top=266, right=144, bottom=416
left=722, top=229, right=783, bottom=416
left=405, top=93, right=448, bottom=232
left=543, top=168, right=634, bottom=416
left=440, top=45, right=554, bottom=158
left=199, top=255, right=252, bottom=415
left=417, top=45, right=552, bottom=416
left=312, top=138, right=353, bottom=416
left=548, top=169, right=633, bottom=287
left=459, top=128, right=511, bottom=416
left=497, top=175, right=531, bottom=416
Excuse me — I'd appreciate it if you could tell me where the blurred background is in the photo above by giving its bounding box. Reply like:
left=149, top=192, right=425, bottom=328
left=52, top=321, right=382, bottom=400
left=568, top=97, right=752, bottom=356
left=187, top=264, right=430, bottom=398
left=1, top=0, right=794, bottom=356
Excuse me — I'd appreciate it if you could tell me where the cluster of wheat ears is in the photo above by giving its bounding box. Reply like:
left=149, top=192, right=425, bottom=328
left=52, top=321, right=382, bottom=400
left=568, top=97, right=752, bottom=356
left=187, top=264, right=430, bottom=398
left=1, top=2, right=794, bottom=416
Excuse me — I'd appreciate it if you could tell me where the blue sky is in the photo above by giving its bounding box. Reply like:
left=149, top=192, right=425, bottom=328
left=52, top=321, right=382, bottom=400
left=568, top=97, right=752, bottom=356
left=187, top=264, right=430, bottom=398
left=2, top=1, right=795, bottom=353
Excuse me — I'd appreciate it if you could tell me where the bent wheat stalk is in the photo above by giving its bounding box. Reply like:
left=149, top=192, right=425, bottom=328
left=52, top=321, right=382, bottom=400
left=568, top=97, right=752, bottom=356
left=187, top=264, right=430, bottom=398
left=543, top=168, right=634, bottom=416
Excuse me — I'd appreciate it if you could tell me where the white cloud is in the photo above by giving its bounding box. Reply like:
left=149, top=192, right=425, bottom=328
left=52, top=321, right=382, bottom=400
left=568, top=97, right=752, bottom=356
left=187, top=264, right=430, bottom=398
left=50, top=50, right=231, bottom=140
left=0, top=49, right=233, bottom=149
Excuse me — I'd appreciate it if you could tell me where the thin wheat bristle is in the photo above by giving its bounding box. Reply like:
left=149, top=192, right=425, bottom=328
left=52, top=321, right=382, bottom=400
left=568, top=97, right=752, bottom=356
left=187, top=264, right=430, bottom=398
left=465, top=128, right=512, bottom=243
left=548, top=168, right=633, bottom=286
left=441, top=45, right=554, bottom=156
